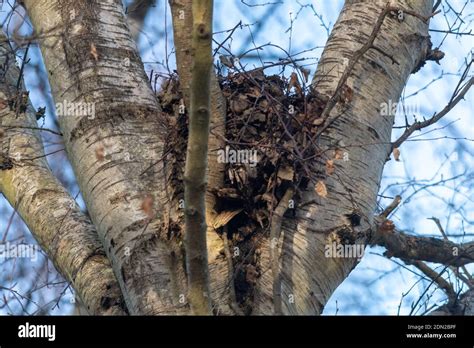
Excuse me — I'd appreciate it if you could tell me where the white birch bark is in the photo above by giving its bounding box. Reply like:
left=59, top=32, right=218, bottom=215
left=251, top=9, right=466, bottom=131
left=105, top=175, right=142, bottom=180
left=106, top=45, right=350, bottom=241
left=0, top=34, right=126, bottom=315
left=21, top=0, right=443, bottom=315
left=23, top=0, right=187, bottom=314
left=253, top=0, right=434, bottom=314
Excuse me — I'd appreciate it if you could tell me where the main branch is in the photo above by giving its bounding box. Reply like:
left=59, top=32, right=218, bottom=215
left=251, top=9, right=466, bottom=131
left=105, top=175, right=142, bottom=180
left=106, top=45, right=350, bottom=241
left=371, top=218, right=474, bottom=267
left=0, top=35, right=125, bottom=315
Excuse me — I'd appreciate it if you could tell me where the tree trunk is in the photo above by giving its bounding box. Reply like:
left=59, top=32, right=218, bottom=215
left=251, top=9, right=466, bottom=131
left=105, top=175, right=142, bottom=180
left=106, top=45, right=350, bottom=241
left=20, top=0, right=437, bottom=315
left=23, top=0, right=188, bottom=315
left=253, top=0, right=433, bottom=314
left=0, top=34, right=125, bottom=315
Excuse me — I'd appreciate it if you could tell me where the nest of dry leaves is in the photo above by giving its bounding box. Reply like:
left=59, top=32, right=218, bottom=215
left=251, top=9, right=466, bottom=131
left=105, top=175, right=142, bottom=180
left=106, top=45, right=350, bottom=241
left=158, top=68, right=331, bottom=309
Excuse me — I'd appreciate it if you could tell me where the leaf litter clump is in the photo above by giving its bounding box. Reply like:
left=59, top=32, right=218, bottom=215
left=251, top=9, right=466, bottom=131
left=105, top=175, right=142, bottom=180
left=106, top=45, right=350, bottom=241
left=158, top=68, right=330, bottom=310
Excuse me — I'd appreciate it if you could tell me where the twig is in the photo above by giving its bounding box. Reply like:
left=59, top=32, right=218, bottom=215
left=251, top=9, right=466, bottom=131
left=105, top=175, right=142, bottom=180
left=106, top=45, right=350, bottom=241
left=432, top=0, right=442, bottom=12
left=380, top=195, right=401, bottom=219
left=213, top=20, right=242, bottom=56
left=410, top=260, right=457, bottom=306
left=392, top=76, right=473, bottom=150
left=16, top=42, right=30, bottom=91
left=4, top=125, right=63, bottom=136
left=428, top=217, right=448, bottom=239
left=222, top=228, right=244, bottom=315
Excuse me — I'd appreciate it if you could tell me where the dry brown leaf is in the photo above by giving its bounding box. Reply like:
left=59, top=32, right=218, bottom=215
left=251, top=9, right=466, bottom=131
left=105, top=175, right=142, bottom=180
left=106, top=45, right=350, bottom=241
left=277, top=166, right=294, bottom=181
left=254, top=209, right=268, bottom=228
left=312, top=118, right=324, bottom=126
left=230, top=96, right=249, bottom=114
left=287, top=72, right=302, bottom=95
left=141, top=195, right=154, bottom=219
left=334, top=148, right=344, bottom=160
left=393, top=147, right=401, bottom=161
left=90, top=43, right=99, bottom=61
left=299, top=67, right=310, bottom=83
left=212, top=209, right=243, bottom=229
left=325, top=159, right=335, bottom=175
left=0, top=99, right=8, bottom=110
left=315, top=180, right=328, bottom=198
left=245, top=264, right=259, bottom=285
left=95, top=146, right=105, bottom=161
left=248, top=86, right=262, bottom=98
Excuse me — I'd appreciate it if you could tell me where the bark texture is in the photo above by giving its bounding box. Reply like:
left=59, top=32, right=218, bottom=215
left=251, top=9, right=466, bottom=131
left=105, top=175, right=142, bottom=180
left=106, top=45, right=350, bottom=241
left=0, top=35, right=125, bottom=315
left=20, top=0, right=451, bottom=316
left=253, top=0, right=433, bottom=314
left=23, top=0, right=187, bottom=314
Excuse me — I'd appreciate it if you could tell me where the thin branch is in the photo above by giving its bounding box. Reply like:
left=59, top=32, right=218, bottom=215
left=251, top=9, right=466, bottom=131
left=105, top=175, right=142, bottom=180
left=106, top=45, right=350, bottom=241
left=4, top=125, right=63, bottom=136
left=222, top=228, right=244, bottom=315
left=213, top=20, right=242, bottom=56
left=392, top=76, right=473, bottom=150
left=432, top=0, right=442, bottom=12
left=380, top=195, right=401, bottom=218
left=270, top=187, right=294, bottom=315
left=410, top=260, right=457, bottom=305
left=183, top=0, right=214, bottom=315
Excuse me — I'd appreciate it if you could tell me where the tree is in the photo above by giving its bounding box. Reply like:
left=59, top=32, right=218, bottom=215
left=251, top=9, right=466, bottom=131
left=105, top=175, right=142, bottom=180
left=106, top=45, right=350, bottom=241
left=0, top=0, right=472, bottom=315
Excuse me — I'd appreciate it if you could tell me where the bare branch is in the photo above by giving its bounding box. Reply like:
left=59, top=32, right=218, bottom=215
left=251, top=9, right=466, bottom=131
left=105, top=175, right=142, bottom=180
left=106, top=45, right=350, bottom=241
left=183, top=0, right=214, bottom=315
left=392, top=76, right=473, bottom=150
left=371, top=218, right=474, bottom=267
left=410, top=260, right=457, bottom=304
left=170, top=0, right=232, bottom=315
left=380, top=195, right=401, bottom=219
